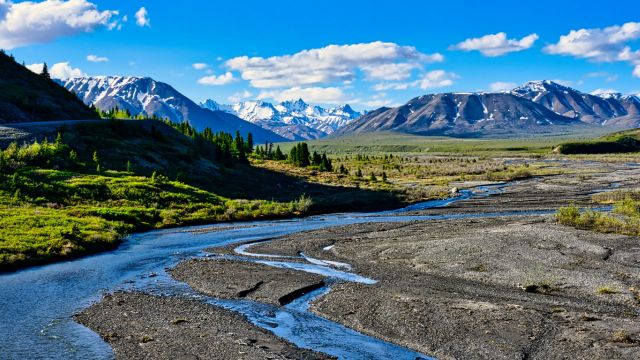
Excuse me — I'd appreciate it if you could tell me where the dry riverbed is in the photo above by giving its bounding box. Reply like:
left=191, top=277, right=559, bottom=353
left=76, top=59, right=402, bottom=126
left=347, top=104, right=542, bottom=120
left=77, top=161, right=640, bottom=359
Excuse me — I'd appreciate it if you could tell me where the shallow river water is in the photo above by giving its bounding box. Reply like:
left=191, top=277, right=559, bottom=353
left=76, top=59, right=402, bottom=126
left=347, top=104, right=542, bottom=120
left=0, top=183, right=554, bottom=359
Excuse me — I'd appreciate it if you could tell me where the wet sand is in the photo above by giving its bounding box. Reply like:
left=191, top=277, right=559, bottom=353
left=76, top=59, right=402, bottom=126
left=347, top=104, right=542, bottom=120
left=170, top=259, right=325, bottom=306
left=248, top=164, right=640, bottom=359
left=76, top=292, right=332, bottom=360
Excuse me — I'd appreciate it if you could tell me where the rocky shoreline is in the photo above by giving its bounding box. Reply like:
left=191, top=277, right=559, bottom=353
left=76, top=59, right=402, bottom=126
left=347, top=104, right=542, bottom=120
left=77, top=162, right=640, bottom=359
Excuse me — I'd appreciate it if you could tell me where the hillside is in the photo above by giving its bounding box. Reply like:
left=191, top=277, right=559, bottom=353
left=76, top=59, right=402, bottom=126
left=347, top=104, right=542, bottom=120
left=62, top=76, right=286, bottom=143
left=511, top=81, right=640, bottom=126
left=337, top=92, right=583, bottom=137
left=555, top=128, right=640, bottom=154
left=0, top=52, right=98, bottom=123
left=336, top=81, right=640, bottom=138
left=0, top=120, right=399, bottom=271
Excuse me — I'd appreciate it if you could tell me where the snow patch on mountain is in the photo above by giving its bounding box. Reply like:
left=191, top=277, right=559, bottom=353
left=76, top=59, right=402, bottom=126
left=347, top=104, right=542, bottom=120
left=200, top=98, right=362, bottom=140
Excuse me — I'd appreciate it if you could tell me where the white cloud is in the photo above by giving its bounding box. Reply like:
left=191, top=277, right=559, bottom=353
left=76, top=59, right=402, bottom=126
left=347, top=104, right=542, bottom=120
left=0, top=0, right=119, bottom=49
left=489, top=81, right=517, bottom=92
left=27, top=61, right=85, bottom=79
left=372, top=70, right=458, bottom=91
left=227, top=90, right=253, bottom=103
left=135, top=7, right=150, bottom=27
left=585, top=71, right=618, bottom=82
left=192, top=63, right=209, bottom=70
left=361, top=62, right=421, bottom=81
left=418, top=70, right=458, bottom=89
left=451, top=32, right=538, bottom=57
left=546, top=22, right=640, bottom=77
left=87, top=54, right=108, bottom=62
left=226, top=41, right=444, bottom=88
left=545, top=22, right=640, bottom=61
left=197, top=72, right=236, bottom=86
left=362, top=92, right=400, bottom=108
left=591, top=88, right=618, bottom=95
left=257, top=86, right=351, bottom=104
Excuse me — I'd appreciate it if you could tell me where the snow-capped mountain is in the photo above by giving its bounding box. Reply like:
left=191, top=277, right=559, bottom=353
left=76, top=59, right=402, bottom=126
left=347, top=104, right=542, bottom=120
left=337, top=80, right=640, bottom=137
left=62, top=76, right=286, bottom=143
left=337, top=92, right=581, bottom=137
left=510, top=80, right=640, bottom=126
left=200, top=98, right=362, bottom=140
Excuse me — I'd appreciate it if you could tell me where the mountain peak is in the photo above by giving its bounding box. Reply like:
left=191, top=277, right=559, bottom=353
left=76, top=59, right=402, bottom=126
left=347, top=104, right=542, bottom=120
left=279, top=98, right=309, bottom=111
left=512, top=80, right=571, bottom=94
left=198, top=98, right=361, bottom=140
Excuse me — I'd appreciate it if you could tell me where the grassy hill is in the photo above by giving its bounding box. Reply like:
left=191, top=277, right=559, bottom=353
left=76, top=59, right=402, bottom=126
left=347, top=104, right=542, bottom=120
left=0, top=51, right=98, bottom=123
left=554, top=128, right=640, bottom=154
left=0, top=120, right=399, bottom=271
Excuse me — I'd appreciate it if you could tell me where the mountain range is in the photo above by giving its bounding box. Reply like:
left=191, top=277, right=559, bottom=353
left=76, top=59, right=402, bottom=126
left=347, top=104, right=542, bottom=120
left=60, top=75, right=640, bottom=140
left=61, top=76, right=286, bottom=143
left=200, top=99, right=361, bottom=140
left=338, top=81, right=640, bottom=137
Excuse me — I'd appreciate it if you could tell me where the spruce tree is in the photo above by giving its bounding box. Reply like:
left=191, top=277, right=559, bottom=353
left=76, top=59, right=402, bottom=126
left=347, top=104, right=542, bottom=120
left=289, top=146, right=298, bottom=165
left=312, top=151, right=322, bottom=166
left=246, top=133, right=254, bottom=154
left=298, top=143, right=310, bottom=167
left=320, top=153, right=332, bottom=172
left=274, top=146, right=285, bottom=160
left=41, top=62, right=50, bottom=79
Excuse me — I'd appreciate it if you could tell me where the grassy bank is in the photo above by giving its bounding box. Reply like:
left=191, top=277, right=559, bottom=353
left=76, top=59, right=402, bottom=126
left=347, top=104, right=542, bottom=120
left=554, top=129, right=640, bottom=155
left=557, top=188, right=640, bottom=236
left=0, top=136, right=315, bottom=271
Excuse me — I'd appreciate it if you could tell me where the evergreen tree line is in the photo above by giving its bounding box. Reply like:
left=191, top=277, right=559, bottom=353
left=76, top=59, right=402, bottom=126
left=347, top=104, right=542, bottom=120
left=162, top=119, right=254, bottom=166
left=288, top=143, right=332, bottom=172
left=254, top=141, right=286, bottom=160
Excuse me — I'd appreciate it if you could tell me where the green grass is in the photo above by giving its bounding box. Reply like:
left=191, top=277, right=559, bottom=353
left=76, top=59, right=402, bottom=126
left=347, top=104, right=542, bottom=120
left=278, top=131, right=608, bottom=157
left=554, top=128, right=640, bottom=154
left=557, top=188, right=640, bottom=236
left=0, top=169, right=313, bottom=271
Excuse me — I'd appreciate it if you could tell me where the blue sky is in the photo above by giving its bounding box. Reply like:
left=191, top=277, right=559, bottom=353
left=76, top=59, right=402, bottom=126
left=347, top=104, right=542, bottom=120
left=3, top=0, right=640, bottom=110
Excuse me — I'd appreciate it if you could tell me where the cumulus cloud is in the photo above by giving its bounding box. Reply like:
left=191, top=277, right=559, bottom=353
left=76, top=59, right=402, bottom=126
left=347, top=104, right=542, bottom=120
left=227, top=90, right=253, bottom=103
left=192, top=63, right=209, bottom=70
left=362, top=92, right=400, bottom=108
left=197, top=72, right=236, bottom=86
left=257, top=86, right=351, bottom=104
left=451, top=32, right=538, bottom=57
left=361, top=62, right=422, bottom=81
left=545, top=22, right=640, bottom=61
left=546, top=22, right=640, bottom=77
left=418, top=70, right=458, bottom=89
left=489, top=81, right=517, bottom=92
left=87, top=54, right=108, bottom=62
left=371, top=70, right=458, bottom=91
left=225, top=41, right=444, bottom=88
left=135, top=7, right=150, bottom=27
left=0, top=0, right=120, bottom=49
left=27, top=61, right=85, bottom=79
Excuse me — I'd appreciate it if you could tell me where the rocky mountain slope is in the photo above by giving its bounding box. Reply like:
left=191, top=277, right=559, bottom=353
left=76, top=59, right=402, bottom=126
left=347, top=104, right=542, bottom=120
left=511, top=81, right=640, bottom=127
left=337, top=92, right=582, bottom=136
left=0, top=52, right=98, bottom=123
left=62, top=76, right=285, bottom=143
left=200, top=98, right=361, bottom=140
left=337, top=81, right=640, bottom=137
